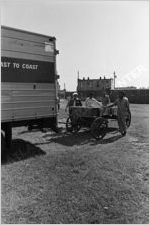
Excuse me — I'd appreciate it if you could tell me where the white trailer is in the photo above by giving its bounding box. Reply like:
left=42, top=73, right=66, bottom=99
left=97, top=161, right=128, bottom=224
left=1, top=26, right=59, bottom=147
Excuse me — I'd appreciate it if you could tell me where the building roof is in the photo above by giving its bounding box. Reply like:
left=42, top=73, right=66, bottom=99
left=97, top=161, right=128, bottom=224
left=78, top=78, right=112, bottom=81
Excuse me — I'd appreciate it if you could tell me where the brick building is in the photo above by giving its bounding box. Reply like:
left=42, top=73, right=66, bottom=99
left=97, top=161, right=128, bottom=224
left=76, top=76, right=149, bottom=104
left=77, top=76, right=113, bottom=99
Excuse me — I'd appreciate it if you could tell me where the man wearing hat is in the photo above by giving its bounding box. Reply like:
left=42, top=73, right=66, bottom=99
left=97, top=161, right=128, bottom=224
left=65, top=92, right=82, bottom=113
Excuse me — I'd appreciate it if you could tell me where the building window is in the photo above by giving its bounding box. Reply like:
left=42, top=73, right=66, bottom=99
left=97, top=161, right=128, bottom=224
left=90, top=82, right=92, bottom=87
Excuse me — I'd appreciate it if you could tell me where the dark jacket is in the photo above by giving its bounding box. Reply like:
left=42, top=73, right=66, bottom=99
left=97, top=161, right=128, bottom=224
left=68, top=98, right=82, bottom=107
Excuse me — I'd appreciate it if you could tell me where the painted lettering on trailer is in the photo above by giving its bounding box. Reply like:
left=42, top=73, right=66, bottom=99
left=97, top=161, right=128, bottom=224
left=1, top=61, right=38, bottom=70
left=1, top=57, right=55, bottom=83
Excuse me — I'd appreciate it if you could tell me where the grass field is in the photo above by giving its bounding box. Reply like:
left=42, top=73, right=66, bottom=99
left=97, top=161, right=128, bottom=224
left=1, top=101, right=149, bottom=224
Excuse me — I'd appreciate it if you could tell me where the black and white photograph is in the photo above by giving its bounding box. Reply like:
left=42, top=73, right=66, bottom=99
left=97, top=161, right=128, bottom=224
left=1, top=0, right=149, bottom=224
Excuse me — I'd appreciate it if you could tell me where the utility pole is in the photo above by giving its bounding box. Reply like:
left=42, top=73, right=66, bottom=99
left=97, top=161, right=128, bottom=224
left=77, top=70, right=79, bottom=92
left=113, top=71, right=117, bottom=89
left=77, top=70, right=79, bottom=80
left=64, top=83, right=66, bottom=99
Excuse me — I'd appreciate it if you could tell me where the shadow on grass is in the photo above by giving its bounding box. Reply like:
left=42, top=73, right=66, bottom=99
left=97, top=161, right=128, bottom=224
left=1, top=139, right=46, bottom=165
left=18, top=127, right=64, bottom=135
left=39, top=127, right=122, bottom=147
left=90, top=134, right=123, bottom=146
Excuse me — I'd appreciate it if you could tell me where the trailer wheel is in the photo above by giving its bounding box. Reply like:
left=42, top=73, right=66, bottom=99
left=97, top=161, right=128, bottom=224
left=91, top=117, right=108, bottom=140
left=1, top=131, right=6, bottom=156
left=5, top=123, right=12, bottom=148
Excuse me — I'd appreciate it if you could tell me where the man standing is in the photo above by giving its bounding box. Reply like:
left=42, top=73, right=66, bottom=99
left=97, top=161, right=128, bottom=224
left=106, top=91, right=131, bottom=136
left=57, top=96, right=60, bottom=111
left=65, top=92, right=82, bottom=113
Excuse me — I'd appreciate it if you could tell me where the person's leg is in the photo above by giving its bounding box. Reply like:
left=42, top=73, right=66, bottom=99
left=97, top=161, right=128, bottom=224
left=117, top=114, right=126, bottom=135
left=121, top=120, right=126, bottom=135
left=117, top=115, right=123, bottom=133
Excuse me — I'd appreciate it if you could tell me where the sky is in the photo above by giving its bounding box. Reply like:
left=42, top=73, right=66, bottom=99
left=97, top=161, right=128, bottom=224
left=1, top=0, right=149, bottom=90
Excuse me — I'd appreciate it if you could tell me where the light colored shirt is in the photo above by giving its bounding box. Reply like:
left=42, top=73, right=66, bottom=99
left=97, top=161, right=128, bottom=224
left=115, top=97, right=129, bottom=116
left=85, top=97, right=103, bottom=108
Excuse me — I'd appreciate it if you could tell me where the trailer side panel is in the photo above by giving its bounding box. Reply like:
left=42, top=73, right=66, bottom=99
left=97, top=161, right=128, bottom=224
left=1, top=26, right=58, bottom=123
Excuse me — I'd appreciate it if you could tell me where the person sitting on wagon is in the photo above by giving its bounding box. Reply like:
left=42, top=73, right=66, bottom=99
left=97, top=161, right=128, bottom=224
left=106, top=91, right=131, bottom=136
left=65, top=92, right=82, bottom=114
left=85, top=93, right=102, bottom=108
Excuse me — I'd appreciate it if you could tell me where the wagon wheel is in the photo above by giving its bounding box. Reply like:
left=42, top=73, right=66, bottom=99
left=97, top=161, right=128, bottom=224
left=126, top=111, right=131, bottom=128
left=66, top=117, right=81, bottom=133
left=91, top=117, right=108, bottom=140
left=28, top=125, right=32, bottom=131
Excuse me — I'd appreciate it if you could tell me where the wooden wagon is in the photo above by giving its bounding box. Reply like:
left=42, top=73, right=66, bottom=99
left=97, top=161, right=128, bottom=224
left=66, top=106, right=131, bottom=139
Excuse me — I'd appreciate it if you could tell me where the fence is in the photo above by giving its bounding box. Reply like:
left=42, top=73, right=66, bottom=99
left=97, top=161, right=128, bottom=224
left=78, top=89, right=149, bottom=104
